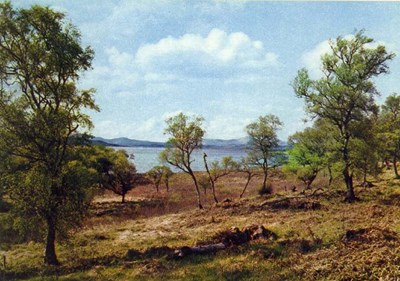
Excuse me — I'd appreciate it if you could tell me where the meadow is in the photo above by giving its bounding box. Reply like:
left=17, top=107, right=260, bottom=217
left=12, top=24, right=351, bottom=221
left=1, top=168, right=400, bottom=280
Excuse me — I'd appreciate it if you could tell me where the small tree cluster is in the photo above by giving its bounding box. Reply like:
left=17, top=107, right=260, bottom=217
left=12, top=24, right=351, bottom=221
left=147, top=165, right=174, bottom=192
left=98, top=149, right=148, bottom=203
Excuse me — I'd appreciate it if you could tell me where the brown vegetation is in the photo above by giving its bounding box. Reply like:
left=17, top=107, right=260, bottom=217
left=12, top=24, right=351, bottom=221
left=2, top=169, right=400, bottom=280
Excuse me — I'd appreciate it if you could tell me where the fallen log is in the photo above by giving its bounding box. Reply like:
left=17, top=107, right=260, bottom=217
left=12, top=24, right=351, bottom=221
left=173, top=243, right=227, bottom=258
left=259, top=188, right=325, bottom=209
left=172, top=225, right=276, bottom=259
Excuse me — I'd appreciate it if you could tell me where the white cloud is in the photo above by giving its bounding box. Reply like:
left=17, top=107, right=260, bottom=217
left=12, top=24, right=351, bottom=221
left=105, top=47, right=135, bottom=68
left=93, top=117, right=164, bottom=141
left=301, top=40, right=331, bottom=78
left=206, top=115, right=252, bottom=140
left=135, top=28, right=279, bottom=78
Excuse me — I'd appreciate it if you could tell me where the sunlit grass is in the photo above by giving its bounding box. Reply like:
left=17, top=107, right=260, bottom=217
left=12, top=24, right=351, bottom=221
left=2, top=169, right=400, bottom=280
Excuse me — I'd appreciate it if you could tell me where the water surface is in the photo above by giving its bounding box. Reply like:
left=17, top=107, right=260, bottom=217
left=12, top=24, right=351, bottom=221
left=113, top=146, right=247, bottom=173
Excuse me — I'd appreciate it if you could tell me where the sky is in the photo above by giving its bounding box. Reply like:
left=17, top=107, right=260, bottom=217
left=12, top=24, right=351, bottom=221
left=13, top=0, right=400, bottom=141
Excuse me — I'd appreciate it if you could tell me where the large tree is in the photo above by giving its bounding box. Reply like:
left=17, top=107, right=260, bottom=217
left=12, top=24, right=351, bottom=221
left=379, top=93, right=400, bottom=178
left=160, top=113, right=205, bottom=209
left=246, top=114, right=282, bottom=195
left=0, top=3, right=97, bottom=265
left=293, top=31, right=394, bottom=202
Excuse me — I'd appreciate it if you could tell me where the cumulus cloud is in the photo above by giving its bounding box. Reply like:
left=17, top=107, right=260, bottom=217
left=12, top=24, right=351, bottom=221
left=135, top=28, right=279, bottom=78
left=205, top=115, right=252, bottom=140
left=301, top=40, right=332, bottom=78
left=105, top=47, right=135, bottom=68
left=93, top=117, right=164, bottom=141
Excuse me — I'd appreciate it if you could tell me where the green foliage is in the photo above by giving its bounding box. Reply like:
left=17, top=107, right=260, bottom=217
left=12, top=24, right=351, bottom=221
left=160, top=113, right=205, bottom=172
left=160, top=112, right=205, bottom=208
left=246, top=114, right=282, bottom=192
left=350, top=118, right=381, bottom=182
left=293, top=31, right=395, bottom=201
left=284, top=124, right=331, bottom=188
left=99, top=149, right=145, bottom=203
left=378, top=93, right=400, bottom=178
left=147, top=165, right=173, bottom=192
left=0, top=2, right=98, bottom=264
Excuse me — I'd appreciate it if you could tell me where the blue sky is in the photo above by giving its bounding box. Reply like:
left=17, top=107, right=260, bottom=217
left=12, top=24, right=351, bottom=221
left=14, top=0, right=400, bottom=141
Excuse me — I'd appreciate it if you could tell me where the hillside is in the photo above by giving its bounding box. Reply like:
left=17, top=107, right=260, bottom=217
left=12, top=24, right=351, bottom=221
left=1, top=170, right=400, bottom=280
left=92, top=137, right=165, bottom=148
left=92, top=136, right=251, bottom=148
left=92, top=136, right=287, bottom=150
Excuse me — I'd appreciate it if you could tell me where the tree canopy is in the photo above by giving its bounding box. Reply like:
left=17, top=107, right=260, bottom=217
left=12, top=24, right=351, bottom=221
left=160, top=113, right=205, bottom=209
left=0, top=3, right=97, bottom=265
left=293, top=31, right=395, bottom=201
left=246, top=114, right=282, bottom=194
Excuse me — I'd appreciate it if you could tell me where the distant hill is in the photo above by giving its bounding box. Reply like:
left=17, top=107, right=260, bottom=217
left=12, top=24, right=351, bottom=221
left=203, top=137, right=249, bottom=148
left=92, top=137, right=165, bottom=147
left=92, top=136, right=286, bottom=149
left=92, top=136, right=250, bottom=148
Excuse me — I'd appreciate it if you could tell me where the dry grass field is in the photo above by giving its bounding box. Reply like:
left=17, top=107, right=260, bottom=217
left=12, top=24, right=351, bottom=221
left=1, top=169, right=400, bottom=280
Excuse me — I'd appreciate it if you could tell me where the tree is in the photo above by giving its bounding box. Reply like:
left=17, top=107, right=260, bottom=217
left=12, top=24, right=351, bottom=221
left=160, top=113, right=205, bottom=209
left=237, top=157, right=258, bottom=199
left=203, top=154, right=236, bottom=203
left=147, top=165, right=163, bottom=192
left=351, top=116, right=380, bottom=184
left=284, top=126, right=329, bottom=189
left=293, top=31, right=395, bottom=202
left=99, top=149, right=146, bottom=203
left=0, top=3, right=98, bottom=265
left=246, top=114, right=282, bottom=195
left=161, top=165, right=174, bottom=192
left=198, top=175, right=211, bottom=195
left=148, top=165, right=174, bottom=192
left=378, top=93, right=400, bottom=178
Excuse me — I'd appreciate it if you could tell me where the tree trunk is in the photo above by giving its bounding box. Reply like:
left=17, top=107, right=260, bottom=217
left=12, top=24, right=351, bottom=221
left=240, top=173, right=252, bottom=199
left=165, top=180, right=169, bottom=192
left=363, top=161, right=367, bottom=184
left=188, top=170, right=203, bottom=209
left=262, top=173, right=267, bottom=190
left=260, top=169, right=270, bottom=194
left=343, top=165, right=355, bottom=202
left=44, top=217, right=59, bottom=265
left=394, top=155, right=399, bottom=178
left=328, top=165, right=333, bottom=186
left=203, top=153, right=218, bottom=203
left=211, top=182, right=218, bottom=203
left=343, top=138, right=356, bottom=202
left=306, top=174, right=317, bottom=189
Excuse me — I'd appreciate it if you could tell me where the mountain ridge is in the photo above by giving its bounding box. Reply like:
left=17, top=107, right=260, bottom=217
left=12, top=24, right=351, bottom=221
left=92, top=136, right=287, bottom=149
left=92, top=136, right=250, bottom=148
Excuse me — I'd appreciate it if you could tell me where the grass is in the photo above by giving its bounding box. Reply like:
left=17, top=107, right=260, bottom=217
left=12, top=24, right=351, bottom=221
left=1, top=169, right=400, bottom=280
